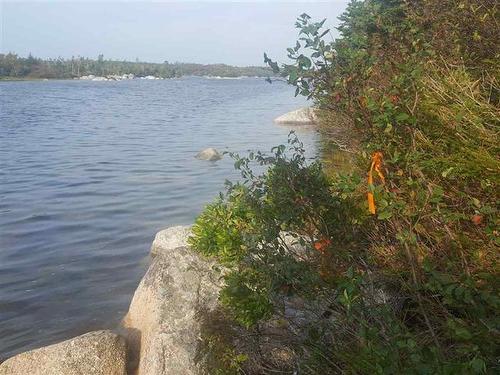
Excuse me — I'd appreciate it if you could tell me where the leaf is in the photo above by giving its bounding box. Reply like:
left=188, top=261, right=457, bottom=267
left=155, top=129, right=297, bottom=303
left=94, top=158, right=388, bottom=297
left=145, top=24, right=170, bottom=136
left=472, top=197, right=481, bottom=208
left=235, top=353, right=248, bottom=363
left=378, top=210, right=393, bottom=220
left=441, top=167, right=454, bottom=178
left=470, top=358, right=485, bottom=373
left=395, top=112, right=410, bottom=122
left=455, top=326, right=472, bottom=340
left=288, top=69, right=298, bottom=83
left=298, top=55, right=312, bottom=69
left=270, top=61, right=280, bottom=74
left=319, top=29, right=330, bottom=38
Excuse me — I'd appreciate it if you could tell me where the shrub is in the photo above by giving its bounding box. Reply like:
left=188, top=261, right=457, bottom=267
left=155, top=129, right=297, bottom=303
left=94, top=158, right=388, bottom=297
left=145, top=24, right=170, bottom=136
left=189, top=186, right=256, bottom=265
left=262, top=0, right=498, bottom=372
left=193, top=0, right=499, bottom=372
left=190, top=133, right=351, bottom=325
left=219, top=269, right=273, bottom=328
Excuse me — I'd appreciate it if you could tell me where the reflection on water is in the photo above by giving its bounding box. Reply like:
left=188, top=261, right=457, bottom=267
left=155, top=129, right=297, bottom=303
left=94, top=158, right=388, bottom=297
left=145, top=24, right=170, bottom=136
left=0, top=77, right=317, bottom=358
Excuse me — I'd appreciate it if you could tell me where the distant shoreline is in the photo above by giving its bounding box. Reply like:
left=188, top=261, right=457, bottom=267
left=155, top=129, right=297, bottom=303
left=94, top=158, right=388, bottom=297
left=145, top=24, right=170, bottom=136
left=0, top=53, right=274, bottom=82
left=0, top=77, right=48, bottom=82
left=0, top=75, right=271, bottom=83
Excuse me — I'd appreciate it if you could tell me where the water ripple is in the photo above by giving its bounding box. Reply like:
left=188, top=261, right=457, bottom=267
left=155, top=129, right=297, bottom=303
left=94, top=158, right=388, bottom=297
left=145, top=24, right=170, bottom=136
left=0, top=77, right=317, bottom=358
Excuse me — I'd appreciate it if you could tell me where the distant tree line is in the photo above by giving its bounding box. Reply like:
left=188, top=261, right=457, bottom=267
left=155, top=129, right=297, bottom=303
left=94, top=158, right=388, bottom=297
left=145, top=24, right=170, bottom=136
left=0, top=53, right=273, bottom=79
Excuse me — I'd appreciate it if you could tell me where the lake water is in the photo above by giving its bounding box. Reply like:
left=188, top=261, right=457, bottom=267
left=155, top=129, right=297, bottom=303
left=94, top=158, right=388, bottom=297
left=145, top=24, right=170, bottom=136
left=0, top=77, right=317, bottom=359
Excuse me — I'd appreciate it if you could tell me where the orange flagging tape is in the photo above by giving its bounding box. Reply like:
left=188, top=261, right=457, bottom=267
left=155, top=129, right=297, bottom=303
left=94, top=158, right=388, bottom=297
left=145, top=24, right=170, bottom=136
left=367, top=151, right=385, bottom=215
left=314, top=238, right=331, bottom=254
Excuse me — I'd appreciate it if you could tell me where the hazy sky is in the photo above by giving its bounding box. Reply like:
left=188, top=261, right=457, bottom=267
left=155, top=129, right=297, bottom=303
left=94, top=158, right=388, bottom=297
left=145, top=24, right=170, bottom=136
left=0, top=1, right=350, bottom=66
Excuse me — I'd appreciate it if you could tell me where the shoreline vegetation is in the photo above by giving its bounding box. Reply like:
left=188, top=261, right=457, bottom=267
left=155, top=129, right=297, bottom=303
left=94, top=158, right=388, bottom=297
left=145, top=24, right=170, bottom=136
left=189, top=0, right=499, bottom=373
left=0, top=53, right=274, bottom=81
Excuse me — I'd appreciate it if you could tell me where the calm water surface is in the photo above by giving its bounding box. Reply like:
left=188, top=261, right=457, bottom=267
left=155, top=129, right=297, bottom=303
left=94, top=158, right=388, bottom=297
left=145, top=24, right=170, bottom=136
left=0, top=78, right=317, bottom=358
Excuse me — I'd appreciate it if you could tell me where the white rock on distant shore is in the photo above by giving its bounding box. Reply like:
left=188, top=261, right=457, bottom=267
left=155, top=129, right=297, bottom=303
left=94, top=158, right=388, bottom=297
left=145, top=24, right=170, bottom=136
left=122, top=225, right=222, bottom=375
left=195, top=147, right=222, bottom=161
left=78, top=73, right=138, bottom=81
left=0, top=330, right=127, bottom=375
left=274, top=107, right=318, bottom=125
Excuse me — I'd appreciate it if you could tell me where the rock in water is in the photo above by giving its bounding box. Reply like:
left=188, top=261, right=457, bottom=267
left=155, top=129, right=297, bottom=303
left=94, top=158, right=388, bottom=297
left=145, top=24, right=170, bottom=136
left=274, top=107, right=317, bottom=125
left=195, top=148, right=222, bottom=161
left=122, top=226, right=222, bottom=375
left=0, top=330, right=127, bottom=375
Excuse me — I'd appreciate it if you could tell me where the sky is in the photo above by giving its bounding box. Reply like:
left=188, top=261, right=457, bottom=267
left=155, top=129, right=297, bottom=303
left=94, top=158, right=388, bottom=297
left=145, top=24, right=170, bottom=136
left=0, top=1, right=350, bottom=66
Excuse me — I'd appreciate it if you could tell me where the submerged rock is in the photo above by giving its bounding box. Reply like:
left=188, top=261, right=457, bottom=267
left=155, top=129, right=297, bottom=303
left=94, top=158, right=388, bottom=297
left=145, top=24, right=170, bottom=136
left=122, top=225, right=222, bottom=375
left=274, top=107, right=318, bottom=125
left=195, top=148, right=222, bottom=161
left=0, top=330, right=127, bottom=375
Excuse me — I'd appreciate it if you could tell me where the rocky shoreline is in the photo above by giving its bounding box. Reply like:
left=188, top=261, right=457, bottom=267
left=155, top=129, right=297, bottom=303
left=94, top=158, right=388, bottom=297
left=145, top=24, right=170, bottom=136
left=0, top=226, right=222, bottom=375
left=1, top=225, right=321, bottom=374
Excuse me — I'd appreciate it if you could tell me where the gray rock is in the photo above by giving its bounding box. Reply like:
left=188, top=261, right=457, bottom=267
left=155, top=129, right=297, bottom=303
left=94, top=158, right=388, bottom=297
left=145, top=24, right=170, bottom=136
left=150, top=225, right=192, bottom=257
left=195, top=148, right=222, bottom=161
left=274, top=107, right=318, bottom=125
left=280, top=231, right=312, bottom=260
left=0, top=330, right=127, bottom=375
left=122, top=226, right=222, bottom=375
